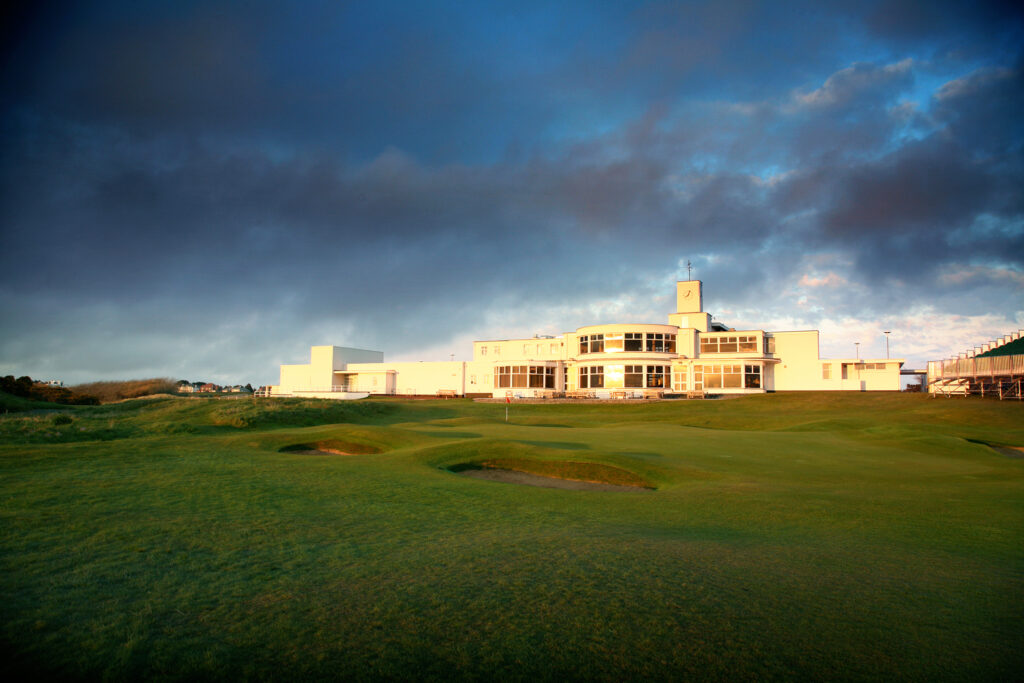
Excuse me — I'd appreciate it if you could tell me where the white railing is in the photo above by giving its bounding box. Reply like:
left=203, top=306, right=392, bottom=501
left=930, top=354, right=1024, bottom=380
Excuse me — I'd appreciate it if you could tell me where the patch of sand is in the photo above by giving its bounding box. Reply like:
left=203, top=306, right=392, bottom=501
left=991, top=445, right=1024, bottom=459
left=455, top=467, right=653, bottom=492
left=289, top=448, right=358, bottom=456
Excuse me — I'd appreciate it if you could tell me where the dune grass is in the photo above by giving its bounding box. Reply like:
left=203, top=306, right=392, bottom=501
left=68, top=378, right=180, bottom=404
left=1, top=393, right=1022, bottom=680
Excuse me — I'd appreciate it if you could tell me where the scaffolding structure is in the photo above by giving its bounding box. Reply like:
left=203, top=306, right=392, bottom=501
left=928, top=354, right=1024, bottom=399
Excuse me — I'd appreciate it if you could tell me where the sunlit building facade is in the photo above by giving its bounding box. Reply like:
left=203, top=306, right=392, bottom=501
left=268, top=280, right=903, bottom=399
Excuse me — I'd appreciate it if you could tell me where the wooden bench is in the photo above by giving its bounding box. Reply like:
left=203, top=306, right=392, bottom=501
left=436, top=389, right=457, bottom=399
left=567, top=390, right=596, bottom=399
left=686, top=390, right=705, bottom=399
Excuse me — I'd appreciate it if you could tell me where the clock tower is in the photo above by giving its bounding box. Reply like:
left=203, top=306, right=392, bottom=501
left=668, top=280, right=710, bottom=333
left=676, top=280, right=703, bottom=313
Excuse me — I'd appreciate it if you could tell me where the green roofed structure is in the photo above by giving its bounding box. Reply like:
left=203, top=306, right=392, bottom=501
left=928, top=329, right=1024, bottom=399
left=977, top=336, right=1024, bottom=358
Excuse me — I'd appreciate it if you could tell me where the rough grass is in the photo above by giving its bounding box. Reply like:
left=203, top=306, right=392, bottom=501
left=1, top=393, right=1022, bottom=681
left=68, top=378, right=180, bottom=403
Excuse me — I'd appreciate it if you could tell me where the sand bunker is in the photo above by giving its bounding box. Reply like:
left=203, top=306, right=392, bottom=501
left=448, top=461, right=654, bottom=492
left=456, top=467, right=653, bottom=491
left=280, top=440, right=381, bottom=456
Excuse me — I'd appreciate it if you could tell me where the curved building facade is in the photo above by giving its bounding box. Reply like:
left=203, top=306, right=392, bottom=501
left=269, top=280, right=903, bottom=398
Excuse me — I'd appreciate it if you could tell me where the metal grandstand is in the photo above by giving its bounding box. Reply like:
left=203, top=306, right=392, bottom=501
left=928, top=330, right=1024, bottom=399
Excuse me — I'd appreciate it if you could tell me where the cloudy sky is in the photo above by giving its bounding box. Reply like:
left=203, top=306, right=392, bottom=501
left=1, top=0, right=1022, bottom=385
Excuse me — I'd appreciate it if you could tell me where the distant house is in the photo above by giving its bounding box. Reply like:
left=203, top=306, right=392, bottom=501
left=200, top=383, right=218, bottom=393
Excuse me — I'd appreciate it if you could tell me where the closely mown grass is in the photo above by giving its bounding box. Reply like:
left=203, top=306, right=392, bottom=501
left=1, top=393, right=1022, bottom=681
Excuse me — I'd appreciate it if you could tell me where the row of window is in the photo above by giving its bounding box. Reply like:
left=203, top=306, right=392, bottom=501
left=481, top=343, right=562, bottom=356
left=579, top=365, right=671, bottom=389
left=699, top=335, right=759, bottom=354
left=492, top=363, right=771, bottom=391
left=482, top=333, right=775, bottom=358
left=495, top=365, right=556, bottom=388
left=579, top=333, right=676, bottom=355
left=693, top=364, right=761, bottom=389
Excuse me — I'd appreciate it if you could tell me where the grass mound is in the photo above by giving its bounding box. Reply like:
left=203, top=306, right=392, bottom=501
left=69, top=378, right=179, bottom=404
left=208, top=398, right=399, bottom=429
left=280, top=439, right=382, bottom=455
left=449, top=457, right=653, bottom=488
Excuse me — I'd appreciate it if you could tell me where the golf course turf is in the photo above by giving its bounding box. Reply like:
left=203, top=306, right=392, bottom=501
left=1, top=392, right=1021, bottom=680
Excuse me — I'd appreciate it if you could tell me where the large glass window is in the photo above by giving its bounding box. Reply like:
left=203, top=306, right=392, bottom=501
left=579, top=334, right=605, bottom=354
left=646, top=365, right=668, bottom=388
left=645, top=333, right=675, bottom=353
left=579, top=366, right=604, bottom=388
left=701, top=364, right=742, bottom=388
left=625, top=365, right=644, bottom=388
left=497, top=365, right=554, bottom=389
left=625, top=333, right=643, bottom=351
left=700, top=335, right=758, bottom=354
left=604, top=334, right=624, bottom=352
left=744, top=365, right=761, bottom=388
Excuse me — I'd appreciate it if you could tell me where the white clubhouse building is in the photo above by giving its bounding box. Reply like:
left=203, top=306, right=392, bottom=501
left=267, top=280, right=902, bottom=399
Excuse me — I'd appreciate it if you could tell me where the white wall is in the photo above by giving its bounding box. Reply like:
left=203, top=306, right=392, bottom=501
left=347, top=361, right=467, bottom=395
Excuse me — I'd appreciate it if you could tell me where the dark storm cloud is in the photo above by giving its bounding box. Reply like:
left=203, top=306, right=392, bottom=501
left=858, top=0, right=1023, bottom=45
left=1, top=1, right=1021, bottom=381
left=932, top=64, right=1024, bottom=158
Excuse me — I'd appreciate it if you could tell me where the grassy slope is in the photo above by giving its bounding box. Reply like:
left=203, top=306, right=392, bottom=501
left=1, top=394, right=1021, bottom=680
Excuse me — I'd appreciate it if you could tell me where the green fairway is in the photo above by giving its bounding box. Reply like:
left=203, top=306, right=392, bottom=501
left=2, top=393, right=1022, bottom=680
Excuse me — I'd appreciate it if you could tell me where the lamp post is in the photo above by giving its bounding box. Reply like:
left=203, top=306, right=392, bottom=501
left=855, top=342, right=860, bottom=360
left=883, top=331, right=891, bottom=359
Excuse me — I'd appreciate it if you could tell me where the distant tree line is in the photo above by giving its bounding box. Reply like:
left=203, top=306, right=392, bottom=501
left=0, top=375, right=99, bottom=405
